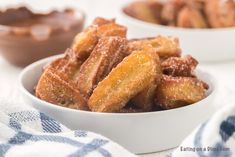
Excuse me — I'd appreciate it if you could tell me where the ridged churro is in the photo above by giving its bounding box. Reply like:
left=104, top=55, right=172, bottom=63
left=161, top=55, right=198, bottom=77
left=155, top=75, right=207, bottom=109
left=128, top=36, right=181, bottom=59
left=88, top=50, right=159, bottom=112
left=36, top=49, right=88, bottom=110
left=77, top=36, right=127, bottom=99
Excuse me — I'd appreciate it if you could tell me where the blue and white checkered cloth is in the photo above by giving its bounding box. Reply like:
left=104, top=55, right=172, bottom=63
left=0, top=98, right=136, bottom=157
left=0, top=95, right=235, bottom=157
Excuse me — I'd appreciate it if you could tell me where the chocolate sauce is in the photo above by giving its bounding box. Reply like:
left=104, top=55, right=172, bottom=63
left=0, top=7, right=85, bottom=67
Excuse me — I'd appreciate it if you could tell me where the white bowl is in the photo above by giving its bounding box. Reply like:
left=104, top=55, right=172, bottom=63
left=19, top=55, right=218, bottom=154
left=118, top=10, right=235, bottom=62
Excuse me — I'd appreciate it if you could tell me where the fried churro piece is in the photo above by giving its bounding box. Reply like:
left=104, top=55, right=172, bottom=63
left=130, top=45, right=162, bottom=111
left=177, top=6, right=208, bottom=28
left=128, top=36, right=181, bottom=59
left=77, top=36, right=127, bottom=99
left=45, top=49, right=82, bottom=79
left=126, top=38, right=153, bottom=52
left=205, top=0, right=235, bottom=28
left=92, top=17, right=115, bottom=26
left=72, top=18, right=127, bottom=61
left=131, top=85, right=158, bottom=111
left=72, top=27, right=99, bottom=62
left=93, top=17, right=127, bottom=38
left=88, top=50, right=159, bottom=112
left=123, top=1, right=162, bottom=23
left=96, top=23, right=127, bottom=38
left=127, top=39, right=154, bottom=55
left=36, top=69, right=87, bottom=110
left=127, top=39, right=148, bottom=55
left=151, top=36, right=181, bottom=59
left=36, top=49, right=88, bottom=110
left=161, top=55, right=198, bottom=77
left=155, top=75, right=207, bottom=109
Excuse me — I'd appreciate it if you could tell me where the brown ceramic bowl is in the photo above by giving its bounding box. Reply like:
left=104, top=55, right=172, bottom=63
left=0, top=7, right=85, bottom=67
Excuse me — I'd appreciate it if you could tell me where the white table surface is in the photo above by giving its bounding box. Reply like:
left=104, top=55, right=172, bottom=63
left=0, top=0, right=235, bottom=157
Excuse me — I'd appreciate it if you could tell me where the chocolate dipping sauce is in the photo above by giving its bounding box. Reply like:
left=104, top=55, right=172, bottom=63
left=0, top=7, right=85, bottom=67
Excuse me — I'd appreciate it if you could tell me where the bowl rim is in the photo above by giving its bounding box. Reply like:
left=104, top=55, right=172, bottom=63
left=0, top=7, right=86, bottom=35
left=19, top=54, right=218, bottom=117
left=120, top=5, right=235, bottom=32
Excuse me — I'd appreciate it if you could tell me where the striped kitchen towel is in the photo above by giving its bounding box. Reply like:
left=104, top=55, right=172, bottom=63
left=0, top=97, right=235, bottom=157
left=0, top=98, right=136, bottom=157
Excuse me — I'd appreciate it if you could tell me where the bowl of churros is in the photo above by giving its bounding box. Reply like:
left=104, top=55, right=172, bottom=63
left=120, top=0, right=235, bottom=62
left=19, top=17, right=218, bottom=154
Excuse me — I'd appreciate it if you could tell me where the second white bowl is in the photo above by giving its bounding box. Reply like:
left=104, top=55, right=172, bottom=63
left=119, top=10, right=235, bottom=62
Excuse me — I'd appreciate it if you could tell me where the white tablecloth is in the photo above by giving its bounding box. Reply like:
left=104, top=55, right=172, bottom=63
left=0, top=0, right=235, bottom=156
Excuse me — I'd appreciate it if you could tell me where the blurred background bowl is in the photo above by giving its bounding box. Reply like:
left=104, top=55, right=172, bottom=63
left=119, top=10, right=235, bottom=62
left=0, top=7, right=85, bottom=67
left=19, top=55, right=218, bottom=154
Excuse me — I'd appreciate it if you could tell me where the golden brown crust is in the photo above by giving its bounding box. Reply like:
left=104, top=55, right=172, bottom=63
left=71, top=18, right=127, bottom=62
left=77, top=36, right=127, bottom=99
left=92, top=17, right=115, bottom=26
left=36, top=71, right=88, bottom=110
left=128, top=36, right=181, bottom=59
left=161, top=55, right=198, bottom=77
left=36, top=69, right=88, bottom=110
left=96, top=23, right=127, bottom=38
left=155, top=75, right=207, bottom=109
left=43, top=49, right=82, bottom=81
left=131, top=84, right=157, bottom=112
left=36, top=49, right=88, bottom=110
left=71, top=27, right=99, bottom=62
left=127, top=39, right=153, bottom=55
left=130, top=45, right=162, bottom=111
left=88, top=50, right=159, bottom=112
left=150, top=36, right=182, bottom=59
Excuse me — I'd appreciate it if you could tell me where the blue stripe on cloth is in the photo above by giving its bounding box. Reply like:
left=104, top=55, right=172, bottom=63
left=8, top=131, right=84, bottom=146
left=68, top=139, right=109, bottom=157
left=98, top=148, right=112, bottom=157
left=30, top=134, right=84, bottom=147
left=9, top=111, right=40, bottom=122
left=40, top=113, right=61, bottom=133
left=0, top=144, right=11, bottom=157
left=74, top=130, right=87, bottom=137
left=5, top=131, right=112, bottom=157
left=220, top=116, right=235, bottom=142
left=5, top=131, right=85, bottom=156
left=8, top=131, right=32, bottom=145
left=9, top=118, right=21, bottom=131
